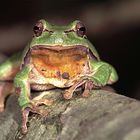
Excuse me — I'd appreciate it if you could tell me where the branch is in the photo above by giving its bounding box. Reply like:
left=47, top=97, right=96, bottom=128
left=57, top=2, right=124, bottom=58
left=0, top=88, right=140, bottom=140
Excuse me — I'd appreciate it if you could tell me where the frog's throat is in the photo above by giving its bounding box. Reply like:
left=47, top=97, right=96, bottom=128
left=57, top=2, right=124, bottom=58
left=22, top=45, right=97, bottom=68
left=22, top=45, right=97, bottom=85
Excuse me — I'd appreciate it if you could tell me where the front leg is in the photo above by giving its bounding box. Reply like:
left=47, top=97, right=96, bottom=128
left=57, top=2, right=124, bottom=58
left=82, top=61, right=118, bottom=97
left=0, top=82, right=14, bottom=112
left=89, top=60, right=118, bottom=87
left=64, top=78, right=87, bottom=99
left=63, top=60, right=118, bottom=100
left=14, top=66, right=52, bottom=134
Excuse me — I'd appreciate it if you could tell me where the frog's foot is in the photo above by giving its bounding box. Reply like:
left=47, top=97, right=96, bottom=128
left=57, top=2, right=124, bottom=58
left=32, top=98, right=54, bottom=107
left=22, top=107, right=30, bottom=134
left=32, top=91, right=54, bottom=106
left=21, top=102, right=49, bottom=134
left=0, top=82, right=14, bottom=112
left=21, top=98, right=53, bottom=134
left=82, top=80, right=93, bottom=97
left=64, top=79, right=87, bottom=99
left=0, top=102, right=4, bottom=112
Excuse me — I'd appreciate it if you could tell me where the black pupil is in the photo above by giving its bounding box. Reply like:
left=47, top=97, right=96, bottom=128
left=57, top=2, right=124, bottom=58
left=34, top=26, right=40, bottom=32
left=79, top=27, right=85, bottom=32
left=79, top=26, right=86, bottom=35
left=33, top=24, right=43, bottom=36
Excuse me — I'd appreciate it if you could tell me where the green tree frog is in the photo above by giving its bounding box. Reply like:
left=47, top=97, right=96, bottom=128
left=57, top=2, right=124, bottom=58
left=0, top=19, right=118, bottom=133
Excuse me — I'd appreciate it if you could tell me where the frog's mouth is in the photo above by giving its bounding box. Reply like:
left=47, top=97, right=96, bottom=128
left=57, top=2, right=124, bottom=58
left=30, top=45, right=97, bottom=59
left=24, top=45, right=96, bottom=80
left=32, top=45, right=89, bottom=54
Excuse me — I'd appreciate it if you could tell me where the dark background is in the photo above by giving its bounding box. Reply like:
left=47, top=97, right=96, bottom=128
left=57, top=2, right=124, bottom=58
left=0, top=0, right=140, bottom=99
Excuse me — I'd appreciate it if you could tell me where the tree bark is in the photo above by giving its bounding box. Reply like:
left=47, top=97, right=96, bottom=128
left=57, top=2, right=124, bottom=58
left=0, top=88, right=140, bottom=140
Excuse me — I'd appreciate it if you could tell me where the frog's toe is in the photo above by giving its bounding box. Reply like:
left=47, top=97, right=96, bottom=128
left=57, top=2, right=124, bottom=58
left=82, top=80, right=93, bottom=98
left=0, top=98, right=5, bottom=112
left=21, top=107, right=30, bottom=134
left=82, top=89, right=90, bottom=97
left=32, top=98, right=54, bottom=107
left=63, top=90, right=73, bottom=99
left=21, top=103, right=49, bottom=134
left=0, top=105, right=4, bottom=112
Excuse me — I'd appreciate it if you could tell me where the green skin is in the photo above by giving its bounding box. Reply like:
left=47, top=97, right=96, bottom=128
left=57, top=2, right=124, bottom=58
left=0, top=19, right=118, bottom=133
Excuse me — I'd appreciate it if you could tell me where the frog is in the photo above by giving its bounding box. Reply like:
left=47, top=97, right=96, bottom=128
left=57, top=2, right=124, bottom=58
left=0, top=19, right=118, bottom=133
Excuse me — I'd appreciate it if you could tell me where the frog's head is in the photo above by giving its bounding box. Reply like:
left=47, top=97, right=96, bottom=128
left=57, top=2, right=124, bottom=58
left=31, top=19, right=89, bottom=46
left=22, top=19, right=100, bottom=67
left=29, top=19, right=100, bottom=59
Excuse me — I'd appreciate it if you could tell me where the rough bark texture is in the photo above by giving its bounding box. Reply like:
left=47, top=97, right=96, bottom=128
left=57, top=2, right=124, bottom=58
left=0, top=88, right=140, bottom=140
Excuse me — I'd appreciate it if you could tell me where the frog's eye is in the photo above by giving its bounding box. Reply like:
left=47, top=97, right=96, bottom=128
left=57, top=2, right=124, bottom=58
left=76, top=22, right=86, bottom=37
left=33, top=22, right=44, bottom=37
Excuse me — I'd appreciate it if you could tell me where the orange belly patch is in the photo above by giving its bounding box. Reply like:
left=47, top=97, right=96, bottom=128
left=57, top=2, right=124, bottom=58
left=31, top=48, right=87, bottom=80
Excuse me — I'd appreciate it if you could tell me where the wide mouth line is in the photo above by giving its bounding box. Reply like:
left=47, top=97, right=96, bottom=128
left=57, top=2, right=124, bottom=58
left=31, top=45, right=88, bottom=52
left=30, top=45, right=88, bottom=58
